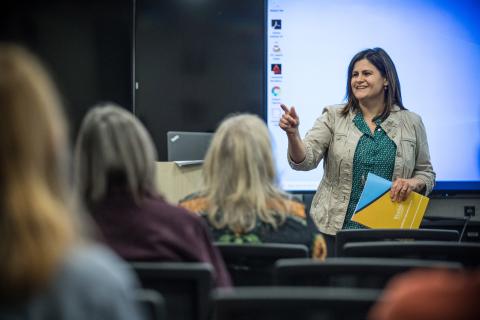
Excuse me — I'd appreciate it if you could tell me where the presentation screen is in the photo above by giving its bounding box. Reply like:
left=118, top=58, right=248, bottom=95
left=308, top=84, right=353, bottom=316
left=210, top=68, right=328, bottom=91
left=266, top=0, right=480, bottom=192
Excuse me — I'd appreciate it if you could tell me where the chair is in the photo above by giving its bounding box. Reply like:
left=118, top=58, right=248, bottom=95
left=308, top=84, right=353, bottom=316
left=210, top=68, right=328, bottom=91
left=421, top=216, right=480, bottom=243
left=342, top=241, right=480, bottom=267
left=335, top=228, right=459, bottom=256
left=215, top=243, right=308, bottom=286
left=135, top=289, right=166, bottom=320
left=130, top=262, right=213, bottom=320
left=212, top=286, right=380, bottom=320
left=274, top=257, right=461, bottom=289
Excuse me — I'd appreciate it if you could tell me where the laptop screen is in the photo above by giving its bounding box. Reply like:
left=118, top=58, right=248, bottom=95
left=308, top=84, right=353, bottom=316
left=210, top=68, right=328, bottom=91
left=167, top=132, right=213, bottom=161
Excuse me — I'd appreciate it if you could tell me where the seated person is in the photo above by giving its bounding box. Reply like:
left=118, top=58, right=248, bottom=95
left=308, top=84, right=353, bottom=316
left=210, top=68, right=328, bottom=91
left=180, top=114, right=327, bottom=259
left=74, top=104, right=231, bottom=287
left=0, top=44, right=142, bottom=319
left=369, top=269, right=480, bottom=320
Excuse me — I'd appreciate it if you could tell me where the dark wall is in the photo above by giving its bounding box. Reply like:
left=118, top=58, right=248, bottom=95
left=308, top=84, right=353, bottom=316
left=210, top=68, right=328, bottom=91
left=135, top=0, right=265, bottom=160
left=0, top=0, right=133, bottom=141
left=1, top=0, right=265, bottom=158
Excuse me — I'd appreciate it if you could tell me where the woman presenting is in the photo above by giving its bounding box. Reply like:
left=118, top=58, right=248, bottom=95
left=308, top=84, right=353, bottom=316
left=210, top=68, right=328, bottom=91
left=280, top=48, right=435, bottom=247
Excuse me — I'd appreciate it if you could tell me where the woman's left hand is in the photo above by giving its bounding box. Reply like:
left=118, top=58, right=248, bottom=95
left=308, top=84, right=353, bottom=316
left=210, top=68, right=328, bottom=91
left=390, top=178, right=417, bottom=202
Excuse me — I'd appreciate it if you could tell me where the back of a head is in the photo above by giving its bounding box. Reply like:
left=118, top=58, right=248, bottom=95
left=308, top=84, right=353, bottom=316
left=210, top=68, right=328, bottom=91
left=203, top=113, right=286, bottom=233
left=204, top=114, right=275, bottom=190
left=0, top=44, right=75, bottom=303
left=75, top=104, right=158, bottom=206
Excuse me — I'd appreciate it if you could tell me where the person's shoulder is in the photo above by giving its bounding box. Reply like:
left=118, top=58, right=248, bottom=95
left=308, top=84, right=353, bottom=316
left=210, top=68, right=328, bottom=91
left=47, top=245, right=142, bottom=319
left=286, top=199, right=306, bottom=219
left=42, top=246, right=138, bottom=307
left=322, top=104, right=346, bottom=115
left=178, top=191, right=204, bottom=204
left=145, top=194, right=209, bottom=232
left=318, top=104, right=347, bottom=125
left=395, top=109, right=427, bottom=134
left=61, top=245, right=137, bottom=291
left=178, top=192, right=209, bottom=215
left=397, top=107, right=423, bottom=124
left=143, top=194, right=201, bottom=218
left=271, top=194, right=306, bottom=220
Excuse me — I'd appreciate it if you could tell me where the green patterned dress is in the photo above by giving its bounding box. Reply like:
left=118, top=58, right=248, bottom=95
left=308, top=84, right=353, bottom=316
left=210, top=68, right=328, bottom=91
left=342, top=112, right=397, bottom=229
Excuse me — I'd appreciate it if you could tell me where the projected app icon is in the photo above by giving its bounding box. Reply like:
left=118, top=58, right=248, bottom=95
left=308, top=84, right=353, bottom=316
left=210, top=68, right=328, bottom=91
left=271, top=19, right=282, bottom=30
left=272, top=86, right=281, bottom=96
left=271, top=107, right=282, bottom=124
left=271, top=64, right=282, bottom=75
left=272, top=44, right=281, bottom=53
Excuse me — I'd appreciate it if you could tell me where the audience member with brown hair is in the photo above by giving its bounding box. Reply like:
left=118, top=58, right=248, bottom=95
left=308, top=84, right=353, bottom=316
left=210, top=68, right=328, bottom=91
left=0, top=44, right=143, bottom=319
left=280, top=48, right=435, bottom=255
left=180, top=114, right=327, bottom=259
left=75, top=104, right=231, bottom=287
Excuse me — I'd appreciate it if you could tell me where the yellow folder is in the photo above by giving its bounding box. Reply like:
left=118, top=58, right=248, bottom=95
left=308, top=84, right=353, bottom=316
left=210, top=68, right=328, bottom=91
left=351, top=173, right=430, bottom=229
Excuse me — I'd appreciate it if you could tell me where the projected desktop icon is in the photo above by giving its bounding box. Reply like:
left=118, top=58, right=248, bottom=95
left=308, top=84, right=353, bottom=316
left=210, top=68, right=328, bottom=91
left=272, top=86, right=281, bottom=96
left=271, top=106, right=282, bottom=124
left=272, top=44, right=281, bottom=53
left=271, top=19, right=282, bottom=30
left=269, top=1, right=283, bottom=12
left=271, top=64, right=282, bottom=75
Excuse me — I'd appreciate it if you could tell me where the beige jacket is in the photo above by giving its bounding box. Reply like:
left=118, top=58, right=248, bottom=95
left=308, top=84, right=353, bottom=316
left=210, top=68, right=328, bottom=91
left=289, top=104, right=435, bottom=235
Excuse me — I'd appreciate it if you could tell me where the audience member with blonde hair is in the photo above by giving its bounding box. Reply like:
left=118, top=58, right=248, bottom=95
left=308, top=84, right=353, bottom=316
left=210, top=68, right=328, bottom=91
left=0, top=44, right=142, bottom=319
left=180, top=114, right=327, bottom=259
left=75, top=104, right=231, bottom=287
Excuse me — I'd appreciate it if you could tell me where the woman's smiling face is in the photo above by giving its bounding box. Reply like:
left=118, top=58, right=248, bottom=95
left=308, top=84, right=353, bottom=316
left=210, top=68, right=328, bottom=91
left=351, top=58, right=388, bottom=104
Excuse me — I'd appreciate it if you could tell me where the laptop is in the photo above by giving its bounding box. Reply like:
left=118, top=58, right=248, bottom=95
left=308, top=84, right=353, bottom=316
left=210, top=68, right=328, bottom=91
left=167, top=131, right=213, bottom=162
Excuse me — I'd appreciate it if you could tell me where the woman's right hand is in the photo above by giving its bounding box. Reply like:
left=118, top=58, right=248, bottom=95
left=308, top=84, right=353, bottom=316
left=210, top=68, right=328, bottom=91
left=279, top=104, right=306, bottom=163
left=279, top=104, right=300, bottom=136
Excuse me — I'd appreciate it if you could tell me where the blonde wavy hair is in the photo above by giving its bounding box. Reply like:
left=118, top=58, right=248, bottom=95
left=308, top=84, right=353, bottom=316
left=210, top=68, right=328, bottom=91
left=203, top=114, right=290, bottom=233
left=0, top=45, right=76, bottom=302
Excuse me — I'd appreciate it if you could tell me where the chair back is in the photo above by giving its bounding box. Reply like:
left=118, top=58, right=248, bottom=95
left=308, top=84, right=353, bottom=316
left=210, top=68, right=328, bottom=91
left=135, top=289, right=166, bottom=320
left=212, top=286, right=380, bottom=320
left=342, top=241, right=480, bottom=267
left=131, top=262, right=213, bottom=320
left=274, top=257, right=461, bottom=288
left=421, top=217, right=480, bottom=243
left=215, top=243, right=308, bottom=286
left=335, top=228, right=459, bottom=256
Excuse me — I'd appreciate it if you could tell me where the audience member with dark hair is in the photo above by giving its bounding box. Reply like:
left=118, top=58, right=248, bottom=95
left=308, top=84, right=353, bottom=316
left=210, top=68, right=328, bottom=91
left=180, top=114, right=327, bottom=259
left=75, top=104, right=231, bottom=287
left=280, top=47, right=435, bottom=253
left=0, top=44, right=143, bottom=319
